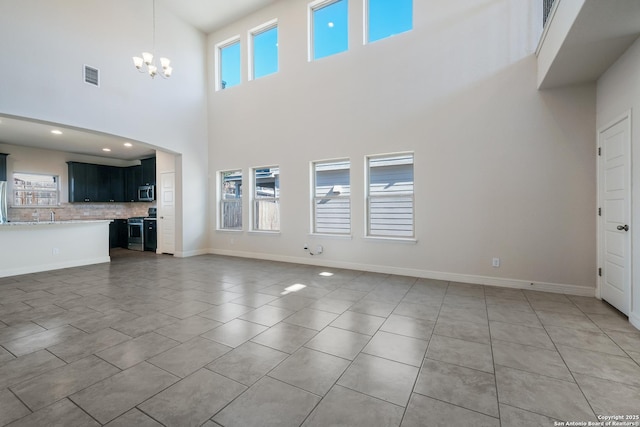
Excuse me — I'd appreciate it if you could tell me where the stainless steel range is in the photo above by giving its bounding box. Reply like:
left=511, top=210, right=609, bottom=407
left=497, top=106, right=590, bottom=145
left=127, top=217, right=145, bottom=251
left=128, top=207, right=156, bottom=251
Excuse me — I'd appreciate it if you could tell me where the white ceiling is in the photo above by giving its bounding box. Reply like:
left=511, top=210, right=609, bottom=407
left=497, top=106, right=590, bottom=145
left=538, top=0, right=640, bottom=89
left=159, top=0, right=277, bottom=34
left=0, top=115, right=155, bottom=162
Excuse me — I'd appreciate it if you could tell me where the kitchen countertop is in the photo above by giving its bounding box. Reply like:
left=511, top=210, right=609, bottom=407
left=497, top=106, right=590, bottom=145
left=0, top=220, right=113, bottom=227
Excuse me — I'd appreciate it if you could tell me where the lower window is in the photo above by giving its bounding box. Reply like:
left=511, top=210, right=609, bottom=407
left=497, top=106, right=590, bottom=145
left=220, top=170, right=242, bottom=230
left=366, top=153, right=414, bottom=238
left=253, top=167, right=280, bottom=231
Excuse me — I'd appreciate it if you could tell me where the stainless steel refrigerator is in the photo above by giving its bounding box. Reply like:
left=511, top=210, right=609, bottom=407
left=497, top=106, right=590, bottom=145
left=0, top=181, right=7, bottom=223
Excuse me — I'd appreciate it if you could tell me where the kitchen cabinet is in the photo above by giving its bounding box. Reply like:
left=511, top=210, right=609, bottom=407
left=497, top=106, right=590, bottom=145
left=68, top=162, right=99, bottom=202
left=68, top=159, right=154, bottom=203
left=109, top=219, right=128, bottom=248
left=144, top=219, right=157, bottom=251
left=97, top=165, right=124, bottom=202
left=124, top=165, right=142, bottom=202
left=141, top=157, right=156, bottom=186
left=0, top=153, right=7, bottom=181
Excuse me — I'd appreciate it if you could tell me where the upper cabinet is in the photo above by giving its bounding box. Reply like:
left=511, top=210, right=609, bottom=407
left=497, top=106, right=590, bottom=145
left=68, top=162, right=99, bottom=202
left=68, top=158, right=155, bottom=203
left=124, top=165, right=143, bottom=202
left=0, top=153, right=7, bottom=181
left=141, top=157, right=156, bottom=186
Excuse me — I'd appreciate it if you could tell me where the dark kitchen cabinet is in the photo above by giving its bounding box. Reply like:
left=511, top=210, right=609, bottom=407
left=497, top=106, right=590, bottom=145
left=0, top=153, right=7, bottom=181
left=144, top=219, right=157, bottom=251
left=124, top=165, right=142, bottom=202
left=141, top=157, right=156, bottom=186
left=68, top=162, right=99, bottom=202
left=97, top=166, right=124, bottom=202
left=69, top=160, right=153, bottom=203
left=109, top=219, right=128, bottom=248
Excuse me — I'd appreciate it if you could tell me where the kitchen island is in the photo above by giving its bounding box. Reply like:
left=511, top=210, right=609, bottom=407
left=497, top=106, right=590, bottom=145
left=0, top=220, right=111, bottom=278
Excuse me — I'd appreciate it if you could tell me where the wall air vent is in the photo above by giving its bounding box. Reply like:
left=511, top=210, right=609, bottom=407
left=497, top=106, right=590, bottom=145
left=83, top=65, right=100, bottom=87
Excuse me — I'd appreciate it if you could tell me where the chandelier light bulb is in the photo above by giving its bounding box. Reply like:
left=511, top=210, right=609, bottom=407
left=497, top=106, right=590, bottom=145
left=132, top=56, right=144, bottom=69
left=132, top=0, right=173, bottom=79
left=142, top=52, right=154, bottom=65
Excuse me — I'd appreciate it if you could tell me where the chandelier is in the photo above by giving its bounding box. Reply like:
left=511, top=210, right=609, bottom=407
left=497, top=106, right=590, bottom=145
left=133, top=0, right=173, bottom=78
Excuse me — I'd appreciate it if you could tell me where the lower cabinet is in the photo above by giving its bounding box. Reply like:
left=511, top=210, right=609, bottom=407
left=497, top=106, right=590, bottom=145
left=144, top=219, right=157, bottom=252
left=109, top=219, right=128, bottom=249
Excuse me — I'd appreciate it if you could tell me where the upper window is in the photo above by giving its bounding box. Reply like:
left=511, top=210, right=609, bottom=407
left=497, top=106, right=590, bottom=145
left=310, top=0, right=348, bottom=61
left=250, top=21, right=279, bottom=80
left=216, top=37, right=241, bottom=90
left=252, top=167, right=280, bottom=232
left=366, top=0, right=413, bottom=44
left=220, top=170, right=243, bottom=230
left=13, top=172, right=59, bottom=207
left=366, top=153, right=414, bottom=238
left=312, top=159, right=351, bottom=235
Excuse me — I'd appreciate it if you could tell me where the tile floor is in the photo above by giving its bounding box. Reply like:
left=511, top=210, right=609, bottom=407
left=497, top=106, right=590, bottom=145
left=0, top=249, right=639, bottom=426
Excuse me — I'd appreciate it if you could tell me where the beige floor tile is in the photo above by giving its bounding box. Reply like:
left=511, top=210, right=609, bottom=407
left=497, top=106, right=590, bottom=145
left=139, top=369, right=246, bottom=427
left=495, top=365, right=595, bottom=421
left=206, top=341, right=287, bottom=385
left=149, top=336, right=232, bottom=377
left=70, top=362, right=179, bottom=424
left=415, top=359, right=498, bottom=417
left=303, top=385, right=404, bottom=427
left=402, top=393, right=499, bottom=427
left=427, top=334, right=493, bottom=373
left=214, top=376, right=320, bottom=427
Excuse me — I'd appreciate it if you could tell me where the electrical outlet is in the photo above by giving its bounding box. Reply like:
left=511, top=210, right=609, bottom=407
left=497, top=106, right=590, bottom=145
left=52, top=247, right=60, bottom=255
left=492, top=257, right=500, bottom=268
left=316, top=245, right=323, bottom=254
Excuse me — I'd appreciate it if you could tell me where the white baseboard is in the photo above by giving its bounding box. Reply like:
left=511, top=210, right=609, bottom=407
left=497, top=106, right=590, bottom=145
left=208, top=249, right=596, bottom=297
left=0, top=256, right=111, bottom=278
left=174, top=248, right=210, bottom=258
left=629, top=312, right=640, bottom=331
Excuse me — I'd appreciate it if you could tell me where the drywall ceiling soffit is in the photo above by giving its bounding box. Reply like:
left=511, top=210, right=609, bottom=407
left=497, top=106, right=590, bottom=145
left=538, top=0, right=640, bottom=90
left=0, top=115, right=156, bottom=161
left=158, top=0, right=278, bottom=34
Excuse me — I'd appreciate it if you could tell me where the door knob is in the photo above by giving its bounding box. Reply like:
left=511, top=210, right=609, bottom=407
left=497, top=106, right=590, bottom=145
left=617, top=224, right=629, bottom=231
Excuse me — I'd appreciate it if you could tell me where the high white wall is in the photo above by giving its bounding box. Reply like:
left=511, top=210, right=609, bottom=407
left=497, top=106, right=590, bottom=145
left=597, top=37, right=640, bottom=327
left=0, top=0, right=209, bottom=256
left=208, top=0, right=597, bottom=293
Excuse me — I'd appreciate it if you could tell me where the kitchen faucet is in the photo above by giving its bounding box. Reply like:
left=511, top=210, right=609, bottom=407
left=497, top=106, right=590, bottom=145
left=50, top=210, right=55, bottom=222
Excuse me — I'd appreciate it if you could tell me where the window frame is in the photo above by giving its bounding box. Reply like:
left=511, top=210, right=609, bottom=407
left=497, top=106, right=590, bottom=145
left=251, top=166, right=281, bottom=233
left=365, top=152, right=415, bottom=240
left=308, top=0, right=349, bottom=62
left=311, top=158, right=351, bottom=236
left=218, top=169, right=243, bottom=231
left=12, top=171, right=60, bottom=207
left=248, top=19, right=279, bottom=81
left=363, top=0, right=413, bottom=45
left=215, top=35, right=241, bottom=91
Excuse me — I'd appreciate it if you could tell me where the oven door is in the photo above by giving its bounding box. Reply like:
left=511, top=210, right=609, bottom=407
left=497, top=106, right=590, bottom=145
left=127, top=221, right=144, bottom=251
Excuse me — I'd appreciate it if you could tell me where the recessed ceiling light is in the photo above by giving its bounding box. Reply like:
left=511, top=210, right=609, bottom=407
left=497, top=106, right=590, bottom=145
left=123, top=142, right=133, bottom=147
left=102, top=148, right=111, bottom=152
left=51, top=130, right=62, bottom=135
left=328, top=22, right=334, bottom=28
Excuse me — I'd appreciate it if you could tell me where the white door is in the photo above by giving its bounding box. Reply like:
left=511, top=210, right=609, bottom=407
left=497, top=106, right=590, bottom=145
left=599, top=114, right=631, bottom=315
left=159, top=172, right=176, bottom=255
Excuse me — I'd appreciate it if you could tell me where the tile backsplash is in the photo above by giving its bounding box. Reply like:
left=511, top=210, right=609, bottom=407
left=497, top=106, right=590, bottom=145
left=8, top=202, right=155, bottom=222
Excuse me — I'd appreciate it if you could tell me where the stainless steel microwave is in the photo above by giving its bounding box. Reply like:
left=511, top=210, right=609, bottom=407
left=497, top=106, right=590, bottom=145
left=138, top=185, right=155, bottom=202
